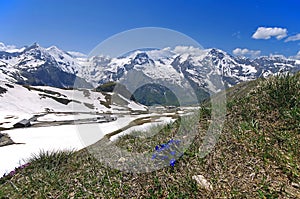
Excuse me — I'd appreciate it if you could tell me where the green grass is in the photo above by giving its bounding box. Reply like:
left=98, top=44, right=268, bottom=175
left=0, top=73, right=299, bottom=198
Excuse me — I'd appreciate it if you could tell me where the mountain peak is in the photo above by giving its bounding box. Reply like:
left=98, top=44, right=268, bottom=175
left=133, top=52, right=152, bottom=65
left=47, top=45, right=60, bottom=51
left=25, top=42, right=42, bottom=52
left=119, top=48, right=159, bottom=58
left=208, top=48, right=226, bottom=55
left=31, top=42, right=40, bottom=48
left=46, top=45, right=67, bottom=56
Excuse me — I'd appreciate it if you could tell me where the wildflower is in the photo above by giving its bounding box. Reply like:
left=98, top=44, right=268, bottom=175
left=155, top=145, right=160, bottom=151
left=19, top=163, right=30, bottom=169
left=7, top=163, right=30, bottom=177
left=151, top=139, right=182, bottom=167
left=160, top=143, right=167, bottom=147
left=170, top=158, right=176, bottom=167
left=161, top=155, right=169, bottom=160
left=8, top=170, right=16, bottom=177
left=152, top=154, right=157, bottom=159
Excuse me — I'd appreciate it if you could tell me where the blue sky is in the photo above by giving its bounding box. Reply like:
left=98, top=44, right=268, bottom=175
left=0, top=0, right=299, bottom=57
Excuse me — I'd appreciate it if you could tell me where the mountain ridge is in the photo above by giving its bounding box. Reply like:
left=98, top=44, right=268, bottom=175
left=0, top=42, right=299, bottom=93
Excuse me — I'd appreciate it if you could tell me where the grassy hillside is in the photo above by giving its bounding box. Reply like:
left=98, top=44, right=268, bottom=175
left=0, top=73, right=299, bottom=198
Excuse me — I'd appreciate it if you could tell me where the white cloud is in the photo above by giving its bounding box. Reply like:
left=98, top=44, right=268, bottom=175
left=0, top=42, right=25, bottom=53
left=285, top=33, right=300, bottom=42
left=0, top=42, right=17, bottom=51
left=173, top=46, right=205, bottom=55
left=67, top=51, right=87, bottom=58
left=269, top=53, right=286, bottom=59
left=289, top=51, right=300, bottom=60
left=252, top=27, right=287, bottom=40
left=232, top=48, right=261, bottom=58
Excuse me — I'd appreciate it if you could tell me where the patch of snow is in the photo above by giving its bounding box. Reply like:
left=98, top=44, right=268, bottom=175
left=0, top=125, right=85, bottom=177
left=128, top=101, right=147, bottom=111
left=37, top=113, right=99, bottom=122
left=241, top=64, right=257, bottom=74
left=110, top=116, right=176, bottom=141
left=0, top=114, right=143, bottom=177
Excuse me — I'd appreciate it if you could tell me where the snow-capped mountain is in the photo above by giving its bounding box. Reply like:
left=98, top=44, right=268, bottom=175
left=81, top=46, right=300, bottom=90
left=0, top=43, right=90, bottom=88
left=83, top=46, right=300, bottom=104
left=0, top=42, right=299, bottom=94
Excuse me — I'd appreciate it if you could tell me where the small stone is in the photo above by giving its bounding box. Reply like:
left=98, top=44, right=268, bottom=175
left=192, top=175, right=213, bottom=190
left=0, top=133, right=15, bottom=147
left=118, top=157, right=126, bottom=163
left=291, top=182, right=300, bottom=188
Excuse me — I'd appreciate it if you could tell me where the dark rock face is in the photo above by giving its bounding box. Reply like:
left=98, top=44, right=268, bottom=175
left=16, top=63, right=91, bottom=88
left=131, top=83, right=180, bottom=106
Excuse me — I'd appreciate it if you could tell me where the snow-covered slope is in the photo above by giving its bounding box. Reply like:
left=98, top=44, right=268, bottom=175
left=0, top=80, right=147, bottom=129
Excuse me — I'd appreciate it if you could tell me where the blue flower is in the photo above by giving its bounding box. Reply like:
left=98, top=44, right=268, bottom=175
left=155, top=145, right=160, bottom=151
left=170, top=159, right=176, bottom=167
left=152, top=139, right=182, bottom=167
left=167, top=139, right=174, bottom=144
left=160, top=155, right=169, bottom=160
left=152, top=154, right=157, bottom=159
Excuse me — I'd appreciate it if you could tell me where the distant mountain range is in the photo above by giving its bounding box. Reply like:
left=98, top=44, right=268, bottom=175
left=0, top=42, right=299, bottom=104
